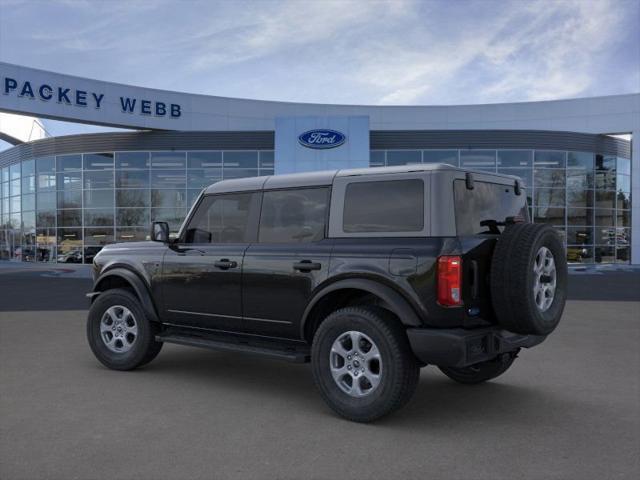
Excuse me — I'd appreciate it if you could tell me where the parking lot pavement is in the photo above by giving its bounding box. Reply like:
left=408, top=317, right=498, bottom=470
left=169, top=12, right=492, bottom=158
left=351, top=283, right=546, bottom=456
left=0, top=264, right=92, bottom=311
left=0, top=272, right=639, bottom=480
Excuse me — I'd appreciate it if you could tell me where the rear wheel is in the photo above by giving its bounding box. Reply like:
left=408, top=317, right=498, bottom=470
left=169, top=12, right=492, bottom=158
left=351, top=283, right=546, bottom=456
left=87, top=288, right=163, bottom=371
left=438, top=351, right=518, bottom=385
left=311, top=306, right=419, bottom=422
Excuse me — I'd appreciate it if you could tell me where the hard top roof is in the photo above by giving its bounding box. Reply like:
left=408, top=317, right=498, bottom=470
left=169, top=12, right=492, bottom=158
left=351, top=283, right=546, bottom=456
left=203, top=163, right=521, bottom=194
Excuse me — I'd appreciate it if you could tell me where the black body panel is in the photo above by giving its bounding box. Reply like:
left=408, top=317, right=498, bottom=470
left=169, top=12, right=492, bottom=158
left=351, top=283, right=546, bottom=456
left=88, top=166, right=540, bottom=364
left=242, top=240, right=334, bottom=339
left=90, top=241, right=167, bottom=320
left=324, top=237, right=493, bottom=329
left=90, top=235, right=502, bottom=340
left=159, top=243, right=248, bottom=330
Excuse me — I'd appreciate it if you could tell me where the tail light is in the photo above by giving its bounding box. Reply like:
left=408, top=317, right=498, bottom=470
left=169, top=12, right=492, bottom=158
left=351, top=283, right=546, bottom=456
left=437, top=256, right=462, bottom=306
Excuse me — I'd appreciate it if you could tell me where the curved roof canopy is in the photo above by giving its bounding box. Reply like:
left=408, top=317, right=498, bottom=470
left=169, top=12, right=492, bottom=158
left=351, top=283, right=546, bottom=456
left=1, top=62, right=638, bottom=135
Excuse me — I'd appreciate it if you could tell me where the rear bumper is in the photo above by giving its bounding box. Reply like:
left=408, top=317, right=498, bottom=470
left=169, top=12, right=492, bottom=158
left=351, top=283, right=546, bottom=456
left=406, top=326, right=546, bottom=368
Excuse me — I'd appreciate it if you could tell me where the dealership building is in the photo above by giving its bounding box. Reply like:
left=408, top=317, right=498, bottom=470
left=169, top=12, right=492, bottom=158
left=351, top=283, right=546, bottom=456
left=0, top=62, right=638, bottom=264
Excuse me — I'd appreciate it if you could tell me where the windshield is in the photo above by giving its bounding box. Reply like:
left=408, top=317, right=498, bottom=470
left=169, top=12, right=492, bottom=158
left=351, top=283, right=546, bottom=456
left=454, top=179, right=529, bottom=235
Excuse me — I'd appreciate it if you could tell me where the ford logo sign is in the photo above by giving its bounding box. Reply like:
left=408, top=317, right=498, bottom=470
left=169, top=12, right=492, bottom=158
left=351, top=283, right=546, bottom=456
left=298, top=129, right=346, bottom=149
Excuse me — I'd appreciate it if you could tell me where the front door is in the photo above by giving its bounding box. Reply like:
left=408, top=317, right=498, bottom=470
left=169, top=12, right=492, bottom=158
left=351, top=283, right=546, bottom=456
left=160, top=191, right=260, bottom=331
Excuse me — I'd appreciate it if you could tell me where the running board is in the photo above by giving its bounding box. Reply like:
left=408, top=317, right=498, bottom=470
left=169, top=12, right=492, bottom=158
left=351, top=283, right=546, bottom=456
left=156, top=329, right=310, bottom=363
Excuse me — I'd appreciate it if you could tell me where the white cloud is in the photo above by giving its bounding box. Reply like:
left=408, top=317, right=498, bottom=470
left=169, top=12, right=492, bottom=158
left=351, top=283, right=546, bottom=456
left=187, top=0, right=412, bottom=71
left=0, top=0, right=636, bottom=105
left=349, top=0, right=630, bottom=104
left=474, top=0, right=625, bottom=102
left=379, top=84, right=431, bottom=104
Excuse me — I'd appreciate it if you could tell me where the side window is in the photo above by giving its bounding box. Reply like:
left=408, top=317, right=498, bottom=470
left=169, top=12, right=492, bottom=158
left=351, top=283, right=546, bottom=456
left=259, top=188, right=329, bottom=243
left=343, top=179, right=424, bottom=233
left=184, top=193, right=258, bottom=244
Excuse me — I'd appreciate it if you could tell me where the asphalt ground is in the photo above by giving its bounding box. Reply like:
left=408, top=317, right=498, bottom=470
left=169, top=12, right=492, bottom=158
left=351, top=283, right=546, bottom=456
left=1, top=266, right=639, bottom=479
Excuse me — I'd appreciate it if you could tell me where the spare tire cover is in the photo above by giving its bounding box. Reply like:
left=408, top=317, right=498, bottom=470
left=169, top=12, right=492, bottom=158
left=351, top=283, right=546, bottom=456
left=490, top=223, right=568, bottom=335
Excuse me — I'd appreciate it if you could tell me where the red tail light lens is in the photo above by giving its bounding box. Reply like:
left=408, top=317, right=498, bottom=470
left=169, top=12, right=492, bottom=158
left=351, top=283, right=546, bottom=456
left=437, top=256, right=462, bottom=306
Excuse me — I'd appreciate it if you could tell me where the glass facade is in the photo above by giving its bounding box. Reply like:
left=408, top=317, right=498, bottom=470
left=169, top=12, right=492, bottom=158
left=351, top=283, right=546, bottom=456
left=0, top=147, right=631, bottom=265
left=0, top=150, right=274, bottom=263
left=371, top=149, right=632, bottom=264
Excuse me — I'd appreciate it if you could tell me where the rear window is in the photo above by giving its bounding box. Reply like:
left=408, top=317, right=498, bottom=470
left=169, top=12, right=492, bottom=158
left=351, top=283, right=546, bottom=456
left=343, top=179, right=424, bottom=233
left=454, top=180, right=529, bottom=235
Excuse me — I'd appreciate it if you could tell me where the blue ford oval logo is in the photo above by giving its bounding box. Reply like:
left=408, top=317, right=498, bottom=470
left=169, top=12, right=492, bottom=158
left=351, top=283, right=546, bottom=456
left=298, top=129, right=346, bottom=149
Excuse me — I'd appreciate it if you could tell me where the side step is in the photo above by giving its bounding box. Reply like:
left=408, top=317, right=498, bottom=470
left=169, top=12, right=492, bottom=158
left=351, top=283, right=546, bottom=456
left=156, top=328, right=310, bottom=363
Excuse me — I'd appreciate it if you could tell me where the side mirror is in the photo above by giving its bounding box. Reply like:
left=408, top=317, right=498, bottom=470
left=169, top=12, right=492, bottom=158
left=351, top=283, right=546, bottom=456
left=151, top=221, right=170, bottom=243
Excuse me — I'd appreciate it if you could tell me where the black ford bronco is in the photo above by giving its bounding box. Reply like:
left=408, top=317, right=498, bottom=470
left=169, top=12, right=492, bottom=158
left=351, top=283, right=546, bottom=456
left=87, top=164, right=567, bottom=422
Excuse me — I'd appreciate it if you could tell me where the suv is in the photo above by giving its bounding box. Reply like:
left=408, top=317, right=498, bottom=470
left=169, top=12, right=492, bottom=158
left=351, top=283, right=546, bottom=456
left=87, top=164, right=567, bottom=422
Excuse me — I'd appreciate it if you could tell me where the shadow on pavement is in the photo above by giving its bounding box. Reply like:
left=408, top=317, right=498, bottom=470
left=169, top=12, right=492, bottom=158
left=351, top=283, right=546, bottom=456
left=131, top=346, right=575, bottom=429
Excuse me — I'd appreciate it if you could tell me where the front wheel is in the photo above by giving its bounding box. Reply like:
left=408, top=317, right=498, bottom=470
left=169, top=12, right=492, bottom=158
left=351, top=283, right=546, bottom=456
left=87, top=288, right=163, bottom=371
left=311, top=306, right=420, bottom=422
left=438, top=351, right=518, bottom=385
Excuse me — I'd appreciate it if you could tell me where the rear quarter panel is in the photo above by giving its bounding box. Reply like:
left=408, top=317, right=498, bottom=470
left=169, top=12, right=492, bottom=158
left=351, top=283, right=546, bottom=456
left=327, top=237, right=477, bottom=328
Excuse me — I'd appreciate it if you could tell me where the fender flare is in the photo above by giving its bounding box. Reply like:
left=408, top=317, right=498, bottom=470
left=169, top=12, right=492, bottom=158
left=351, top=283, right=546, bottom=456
left=91, top=267, right=160, bottom=323
left=300, top=278, right=422, bottom=338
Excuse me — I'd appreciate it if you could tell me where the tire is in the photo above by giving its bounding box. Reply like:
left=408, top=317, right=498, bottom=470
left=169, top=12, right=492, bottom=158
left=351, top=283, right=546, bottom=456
left=438, top=351, right=518, bottom=385
left=311, top=306, right=420, bottom=423
left=87, top=288, right=163, bottom=371
left=490, top=223, right=568, bottom=335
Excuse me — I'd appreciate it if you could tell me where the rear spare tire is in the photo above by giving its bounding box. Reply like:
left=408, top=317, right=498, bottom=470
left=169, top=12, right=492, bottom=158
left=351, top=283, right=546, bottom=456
left=490, top=223, right=567, bottom=335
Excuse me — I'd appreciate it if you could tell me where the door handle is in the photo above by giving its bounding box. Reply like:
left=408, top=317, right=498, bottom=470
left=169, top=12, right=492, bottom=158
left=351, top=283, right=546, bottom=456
left=293, top=260, right=322, bottom=272
left=214, top=259, right=238, bottom=270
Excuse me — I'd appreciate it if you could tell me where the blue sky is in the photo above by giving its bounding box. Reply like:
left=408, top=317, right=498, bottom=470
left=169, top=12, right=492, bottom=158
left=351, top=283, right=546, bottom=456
left=0, top=0, right=638, bottom=141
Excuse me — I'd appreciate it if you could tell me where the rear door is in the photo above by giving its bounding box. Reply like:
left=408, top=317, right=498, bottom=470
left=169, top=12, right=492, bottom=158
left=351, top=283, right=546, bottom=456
left=160, top=192, right=260, bottom=331
left=241, top=187, right=332, bottom=339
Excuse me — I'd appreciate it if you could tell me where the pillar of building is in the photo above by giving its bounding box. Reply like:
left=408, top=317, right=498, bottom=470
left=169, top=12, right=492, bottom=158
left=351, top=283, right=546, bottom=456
left=631, top=129, right=639, bottom=265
